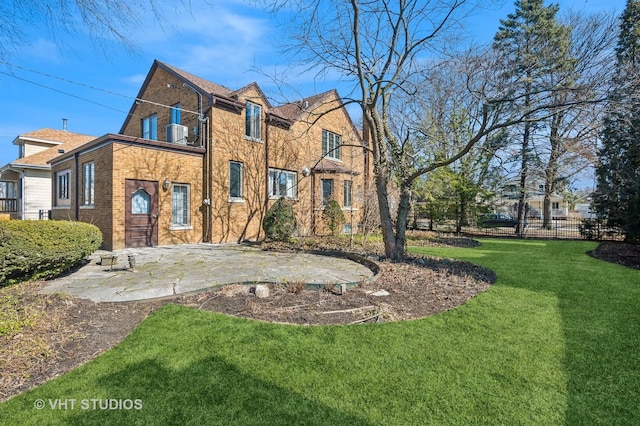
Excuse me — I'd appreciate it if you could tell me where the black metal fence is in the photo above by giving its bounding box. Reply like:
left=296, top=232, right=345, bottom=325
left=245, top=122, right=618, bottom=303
left=415, top=217, right=624, bottom=241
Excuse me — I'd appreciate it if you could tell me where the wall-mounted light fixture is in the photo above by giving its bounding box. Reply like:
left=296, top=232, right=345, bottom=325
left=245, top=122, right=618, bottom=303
left=163, top=179, right=171, bottom=191
left=301, top=166, right=311, bottom=177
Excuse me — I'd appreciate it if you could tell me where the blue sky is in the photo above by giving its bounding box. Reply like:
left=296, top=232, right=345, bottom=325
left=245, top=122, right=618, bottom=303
left=0, top=0, right=626, bottom=168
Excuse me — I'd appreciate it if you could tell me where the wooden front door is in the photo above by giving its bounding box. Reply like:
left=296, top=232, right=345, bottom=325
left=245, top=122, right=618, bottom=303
left=125, top=179, right=158, bottom=248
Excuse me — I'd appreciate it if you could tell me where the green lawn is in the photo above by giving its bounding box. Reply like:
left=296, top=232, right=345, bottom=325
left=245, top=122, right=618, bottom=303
left=1, top=239, right=639, bottom=425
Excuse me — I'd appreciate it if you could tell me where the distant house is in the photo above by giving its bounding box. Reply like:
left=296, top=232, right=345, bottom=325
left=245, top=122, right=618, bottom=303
left=50, top=60, right=371, bottom=250
left=499, top=179, right=568, bottom=219
left=0, top=128, right=95, bottom=219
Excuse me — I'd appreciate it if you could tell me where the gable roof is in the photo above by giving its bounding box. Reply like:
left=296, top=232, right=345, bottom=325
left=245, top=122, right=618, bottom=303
left=119, top=60, right=360, bottom=138
left=273, top=89, right=364, bottom=144
left=158, top=61, right=235, bottom=99
left=272, top=90, right=339, bottom=121
left=8, top=134, right=97, bottom=170
left=13, top=128, right=96, bottom=147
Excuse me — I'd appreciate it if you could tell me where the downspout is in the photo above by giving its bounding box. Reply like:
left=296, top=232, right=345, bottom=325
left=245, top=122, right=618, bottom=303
left=18, top=169, right=25, bottom=220
left=182, top=82, right=212, bottom=242
left=204, top=102, right=213, bottom=243
left=311, top=172, right=316, bottom=234
left=182, top=82, right=204, bottom=148
left=74, top=152, right=79, bottom=220
left=264, top=116, right=270, bottom=241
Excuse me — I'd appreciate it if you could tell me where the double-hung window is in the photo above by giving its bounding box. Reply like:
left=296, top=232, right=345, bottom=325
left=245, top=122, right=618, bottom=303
left=55, top=170, right=71, bottom=207
left=268, top=169, right=297, bottom=199
left=229, top=161, right=243, bottom=200
left=343, top=180, right=352, bottom=208
left=321, top=179, right=334, bottom=206
left=142, top=114, right=158, bottom=140
left=172, top=184, right=190, bottom=228
left=245, top=102, right=262, bottom=141
left=82, top=162, right=95, bottom=206
left=322, top=129, right=341, bottom=160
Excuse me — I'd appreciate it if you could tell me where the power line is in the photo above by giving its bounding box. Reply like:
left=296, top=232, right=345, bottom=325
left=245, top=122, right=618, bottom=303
left=0, top=70, right=129, bottom=114
left=0, top=60, right=132, bottom=99
left=0, top=61, right=205, bottom=118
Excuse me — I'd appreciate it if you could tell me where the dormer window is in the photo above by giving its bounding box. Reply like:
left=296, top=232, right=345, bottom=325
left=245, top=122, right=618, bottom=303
left=322, top=129, right=341, bottom=160
left=245, top=102, right=262, bottom=141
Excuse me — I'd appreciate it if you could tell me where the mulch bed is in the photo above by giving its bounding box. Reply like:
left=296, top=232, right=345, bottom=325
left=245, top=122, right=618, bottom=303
left=589, top=241, right=640, bottom=270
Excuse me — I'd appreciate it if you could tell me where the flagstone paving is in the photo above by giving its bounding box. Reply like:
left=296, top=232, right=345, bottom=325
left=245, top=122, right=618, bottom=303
left=39, top=244, right=375, bottom=302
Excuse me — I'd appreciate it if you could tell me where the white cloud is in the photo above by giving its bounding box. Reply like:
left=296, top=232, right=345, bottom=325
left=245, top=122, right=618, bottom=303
left=122, top=73, right=147, bottom=88
left=23, top=39, right=62, bottom=64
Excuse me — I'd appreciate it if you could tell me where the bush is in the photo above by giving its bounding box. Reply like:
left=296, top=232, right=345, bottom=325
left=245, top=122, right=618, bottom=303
left=262, top=198, right=297, bottom=241
left=322, top=199, right=345, bottom=236
left=579, top=218, right=601, bottom=240
left=0, top=220, right=102, bottom=286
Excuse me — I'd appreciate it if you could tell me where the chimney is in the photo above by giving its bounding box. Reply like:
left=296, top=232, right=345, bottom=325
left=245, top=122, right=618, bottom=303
left=62, top=118, right=68, bottom=131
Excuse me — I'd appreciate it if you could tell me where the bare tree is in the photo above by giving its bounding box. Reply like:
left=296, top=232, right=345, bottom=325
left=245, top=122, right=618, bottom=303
left=536, top=10, right=617, bottom=228
left=0, top=0, right=184, bottom=58
left=267, top=0, right=610, bottom=259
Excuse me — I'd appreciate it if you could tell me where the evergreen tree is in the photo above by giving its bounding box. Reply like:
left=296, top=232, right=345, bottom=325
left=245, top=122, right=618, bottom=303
left=493, top=0, right=572, bottom=235
left=593, top=0, right=640, bottom=242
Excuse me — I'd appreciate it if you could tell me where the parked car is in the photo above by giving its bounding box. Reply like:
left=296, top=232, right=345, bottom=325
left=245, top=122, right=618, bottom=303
left=478, top=213, right=527, bottom=228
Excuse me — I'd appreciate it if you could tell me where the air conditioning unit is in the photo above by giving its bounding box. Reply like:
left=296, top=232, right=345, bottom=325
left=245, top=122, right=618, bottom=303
left=166, top=124, right=188, bottom=145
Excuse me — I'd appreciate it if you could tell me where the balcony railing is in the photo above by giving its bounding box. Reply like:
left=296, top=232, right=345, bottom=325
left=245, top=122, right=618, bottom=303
left=0, top=198, right=18, bottom=213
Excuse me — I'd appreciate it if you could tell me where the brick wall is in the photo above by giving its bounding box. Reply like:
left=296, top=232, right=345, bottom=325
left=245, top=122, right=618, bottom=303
left=120, top=66, right=203, bottom=146
left=119, top=64, right=372, bottom=243
left=52, top=138, right=204, bottom=251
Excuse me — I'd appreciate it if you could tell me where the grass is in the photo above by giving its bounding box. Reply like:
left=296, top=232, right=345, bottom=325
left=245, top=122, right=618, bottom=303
left=1, top=239, right=639, bottom=424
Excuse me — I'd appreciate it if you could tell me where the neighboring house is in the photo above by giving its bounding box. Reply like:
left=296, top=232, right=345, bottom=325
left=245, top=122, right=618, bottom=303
left=498, top=179, right=569, bottom=219
left=50, top=60, right=370, bottom=250
left=0, top=128, right=96, bottom=219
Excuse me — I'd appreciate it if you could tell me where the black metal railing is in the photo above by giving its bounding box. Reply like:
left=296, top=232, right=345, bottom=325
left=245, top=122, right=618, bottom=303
left=0, top=198, right=17, bottom=213
left=415, top=217, right=624, bottom=241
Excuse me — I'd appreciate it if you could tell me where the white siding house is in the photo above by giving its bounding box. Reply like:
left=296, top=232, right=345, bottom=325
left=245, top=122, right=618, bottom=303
left=0, top=129, right=96, bottom=219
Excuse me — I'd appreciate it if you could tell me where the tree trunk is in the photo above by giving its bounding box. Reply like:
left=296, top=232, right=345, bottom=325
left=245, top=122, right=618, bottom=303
left=543, top=194, right=551, bottom=226
left=543, top=112, right=563, bottom=229
left=394, top=184, right=412, bottom=259
left=456, top=197, right=464, bottom=233
left=375, top=171, right=401, bottom=260
left=516, top=120, right=530, bottom=236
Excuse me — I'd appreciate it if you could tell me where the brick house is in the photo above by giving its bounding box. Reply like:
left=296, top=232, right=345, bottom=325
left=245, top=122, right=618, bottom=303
left=0, top=128, right=95, bottom=219
left=50, top=60, right=370, bottom=250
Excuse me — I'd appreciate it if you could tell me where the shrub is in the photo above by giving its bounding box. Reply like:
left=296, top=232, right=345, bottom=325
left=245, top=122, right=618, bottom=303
left=0, top=220, right=102, bottom=286
left=262, top=198, right=297, bottom=241
left=322, top=199, right=345, bottom=236
left=579, top=218, right=600, bottom=240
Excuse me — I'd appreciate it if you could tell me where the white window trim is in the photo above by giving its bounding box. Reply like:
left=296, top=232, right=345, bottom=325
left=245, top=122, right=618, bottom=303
left=268, top=168, right=297, bottom=200
left=244, top=102, right=262, bottom=142
left=229, top=161, right=244, bottom=202
left=171, top=183, right=191, bottom=230
left=322, top=129, right=342, bottom=161
left=343, top=179, right=353, bottom=208
left=55, top=169, right=71, bottom=207
left=81, top=162, right=95, bottom=207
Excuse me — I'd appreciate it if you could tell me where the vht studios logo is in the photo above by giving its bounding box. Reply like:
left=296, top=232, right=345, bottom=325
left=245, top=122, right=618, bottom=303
left=34, top=398, right=143, bottom=410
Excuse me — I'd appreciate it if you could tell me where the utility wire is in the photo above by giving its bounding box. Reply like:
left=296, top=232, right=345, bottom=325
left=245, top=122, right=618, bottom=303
left=0, top=60, right=132, bottom=99
left=0, top=61, right=204, bottom=117
left=0, top=70, right=129, bottom=114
